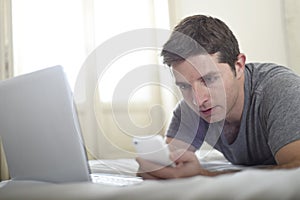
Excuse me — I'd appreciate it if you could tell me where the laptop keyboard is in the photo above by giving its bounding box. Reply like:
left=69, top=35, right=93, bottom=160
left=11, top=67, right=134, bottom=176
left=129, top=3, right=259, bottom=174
left=91, top=173, right=143, bottom=186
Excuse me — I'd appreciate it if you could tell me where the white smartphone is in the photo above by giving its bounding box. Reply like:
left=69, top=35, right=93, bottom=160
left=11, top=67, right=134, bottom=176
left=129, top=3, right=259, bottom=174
left=133, top=135, right=175, bottom=167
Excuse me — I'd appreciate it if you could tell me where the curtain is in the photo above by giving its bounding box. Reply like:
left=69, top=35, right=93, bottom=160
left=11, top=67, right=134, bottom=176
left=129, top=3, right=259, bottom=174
left=0, top=0, right=13, bottom=79
left=0, top=0, right=13, bottom=181
left=5, top=0, right=176, bottom=161
left=73, top=0, right=177, bottom=160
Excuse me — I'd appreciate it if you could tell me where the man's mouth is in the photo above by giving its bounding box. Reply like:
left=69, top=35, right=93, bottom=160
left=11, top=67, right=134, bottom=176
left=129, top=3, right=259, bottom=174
left=200, top=107, right=214, bottom=116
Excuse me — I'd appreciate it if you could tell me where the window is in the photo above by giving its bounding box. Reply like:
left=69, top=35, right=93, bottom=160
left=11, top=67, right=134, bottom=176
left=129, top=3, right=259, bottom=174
left=11, top=0, right=177, bottom=159
left=12, top=0, right=170, bottom=100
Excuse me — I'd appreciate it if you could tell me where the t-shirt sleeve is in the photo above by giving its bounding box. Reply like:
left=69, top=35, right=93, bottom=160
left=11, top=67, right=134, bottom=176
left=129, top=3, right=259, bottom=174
left=262, top=71, right=300, bottom=155
left=166, top=100, right=205, bottom=149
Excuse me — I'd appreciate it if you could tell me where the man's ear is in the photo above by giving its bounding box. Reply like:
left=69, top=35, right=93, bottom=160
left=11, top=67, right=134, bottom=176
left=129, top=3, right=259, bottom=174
left=235, top=53, right=246, bottom=79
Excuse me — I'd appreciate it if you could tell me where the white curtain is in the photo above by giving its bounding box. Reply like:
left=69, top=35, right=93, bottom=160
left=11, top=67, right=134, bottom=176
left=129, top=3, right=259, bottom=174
left=0, top=0, right=13, bottom=181
left=8, top=0, right=178, bottom=160
left=0, top=0, right=13, bottom=79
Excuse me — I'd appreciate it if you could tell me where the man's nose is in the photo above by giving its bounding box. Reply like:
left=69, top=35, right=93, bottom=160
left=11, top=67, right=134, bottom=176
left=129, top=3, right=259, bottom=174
left=192, top=84, right=209, bottom=106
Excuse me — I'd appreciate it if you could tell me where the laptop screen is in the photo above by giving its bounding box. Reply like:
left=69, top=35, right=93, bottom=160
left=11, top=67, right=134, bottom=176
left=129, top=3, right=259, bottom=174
left=0, top=66, right=91, bottom=183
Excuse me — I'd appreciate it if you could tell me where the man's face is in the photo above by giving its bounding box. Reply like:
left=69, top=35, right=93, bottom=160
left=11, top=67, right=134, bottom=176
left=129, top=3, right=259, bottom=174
left=172, top=54, right=242, bottom=123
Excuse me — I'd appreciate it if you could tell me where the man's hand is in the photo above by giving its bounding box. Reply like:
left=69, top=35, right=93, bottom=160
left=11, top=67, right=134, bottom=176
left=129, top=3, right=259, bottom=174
left=136, top=149, right=211, bottom=179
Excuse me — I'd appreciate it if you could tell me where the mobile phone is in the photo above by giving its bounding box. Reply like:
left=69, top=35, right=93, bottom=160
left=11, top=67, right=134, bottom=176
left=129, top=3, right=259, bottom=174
left=133, top=135, right=175, bottom=167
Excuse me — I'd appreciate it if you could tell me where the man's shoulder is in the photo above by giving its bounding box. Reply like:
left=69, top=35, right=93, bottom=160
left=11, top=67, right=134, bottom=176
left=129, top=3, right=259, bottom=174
left=245, top=62, right=300, bottom=92
left=245, top=62, right=295, bottom=78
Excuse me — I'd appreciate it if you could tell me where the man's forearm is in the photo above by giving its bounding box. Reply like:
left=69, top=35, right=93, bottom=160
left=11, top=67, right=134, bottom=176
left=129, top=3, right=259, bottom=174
left=260, top=160, right=300, bottom=170
left=199, top=168, right=241, bottom=177
left=203, top=160, right=300, bottom=177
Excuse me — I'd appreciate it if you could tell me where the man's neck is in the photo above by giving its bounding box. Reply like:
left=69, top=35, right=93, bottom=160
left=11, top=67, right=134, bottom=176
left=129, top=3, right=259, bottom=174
left=226, top=74, right=245, bottom=123
left=223, top=75, right=245, bottom=144
left=223, top=121, right=240, bottom=144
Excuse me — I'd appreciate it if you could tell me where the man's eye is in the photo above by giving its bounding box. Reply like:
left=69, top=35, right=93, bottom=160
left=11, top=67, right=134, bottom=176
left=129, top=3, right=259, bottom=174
left=204, top=75, right=219, bottom=85
left=178, top=84, right=190, bottom=90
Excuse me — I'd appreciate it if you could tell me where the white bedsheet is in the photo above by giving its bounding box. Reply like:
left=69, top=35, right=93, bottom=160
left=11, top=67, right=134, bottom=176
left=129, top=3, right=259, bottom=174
left=1, top=153, right=300, bottom=200
left=89, top=149, right=247, bottom=175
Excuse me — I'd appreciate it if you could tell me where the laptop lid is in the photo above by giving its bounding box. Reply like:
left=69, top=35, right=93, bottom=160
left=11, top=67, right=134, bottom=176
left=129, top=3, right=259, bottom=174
left=0, top=66, right=91, bottom=183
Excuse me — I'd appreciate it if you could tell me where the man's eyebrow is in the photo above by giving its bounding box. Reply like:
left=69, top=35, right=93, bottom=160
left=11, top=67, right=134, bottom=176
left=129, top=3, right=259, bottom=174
left=175, top=71, right=221, bottom=85
left=203, top=71, right=220, bottom=77
left=175, top=81, right=189, bottom=86
left=198, top=71, right=220, bottom=80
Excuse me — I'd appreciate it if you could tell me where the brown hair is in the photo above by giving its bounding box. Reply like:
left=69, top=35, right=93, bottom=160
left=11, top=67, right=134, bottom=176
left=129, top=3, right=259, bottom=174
left=161, top=15, right=240, bottom=75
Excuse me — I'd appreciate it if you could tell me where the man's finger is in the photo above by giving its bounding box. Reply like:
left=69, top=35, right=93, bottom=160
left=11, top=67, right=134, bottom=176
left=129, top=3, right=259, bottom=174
left=136, top=157, right=168, bottom=172
left=136, top=157, right=177, bottom=179
left=170, top=149, right=196, bottom=163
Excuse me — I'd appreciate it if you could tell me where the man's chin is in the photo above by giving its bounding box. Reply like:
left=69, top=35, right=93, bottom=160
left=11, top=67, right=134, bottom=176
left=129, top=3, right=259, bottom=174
left=200, top=113, right=226, bottom=124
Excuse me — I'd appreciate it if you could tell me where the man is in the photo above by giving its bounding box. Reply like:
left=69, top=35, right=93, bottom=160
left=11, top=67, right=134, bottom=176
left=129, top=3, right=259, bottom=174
left=136, top=14, right=300, bottom=179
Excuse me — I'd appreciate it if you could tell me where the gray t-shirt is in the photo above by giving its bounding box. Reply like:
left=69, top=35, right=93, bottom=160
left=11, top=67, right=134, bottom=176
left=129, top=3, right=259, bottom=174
left=167, top=63, right=300, bottom=165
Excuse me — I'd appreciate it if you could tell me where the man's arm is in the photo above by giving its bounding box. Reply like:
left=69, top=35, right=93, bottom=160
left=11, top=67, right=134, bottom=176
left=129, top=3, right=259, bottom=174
left=137, top=137, right=239, bottom=179
left=136, top=149, right=239, bottom=179
left=136, top=139, right=300, bottom=179
left=268, top=139, right=300, bottom=169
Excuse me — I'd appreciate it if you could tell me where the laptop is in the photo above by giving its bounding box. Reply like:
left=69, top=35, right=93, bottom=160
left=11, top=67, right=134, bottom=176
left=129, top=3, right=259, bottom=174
left=0, top=66, right=142, bottom=186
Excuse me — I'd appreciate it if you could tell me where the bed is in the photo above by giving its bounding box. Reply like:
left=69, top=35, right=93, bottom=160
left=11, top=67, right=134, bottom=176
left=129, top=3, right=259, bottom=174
left=1, top=150, right=300, bottom=200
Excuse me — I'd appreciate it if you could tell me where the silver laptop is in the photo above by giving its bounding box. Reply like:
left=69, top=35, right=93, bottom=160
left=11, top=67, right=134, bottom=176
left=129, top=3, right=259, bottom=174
left=0, top=66, right=142, bottom=186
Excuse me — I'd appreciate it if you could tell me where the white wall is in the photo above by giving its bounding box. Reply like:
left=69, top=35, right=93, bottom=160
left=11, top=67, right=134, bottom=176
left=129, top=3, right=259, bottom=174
left=284, top=0, right=300, bottom=74
left=168, top=0, right=288, bottom=66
